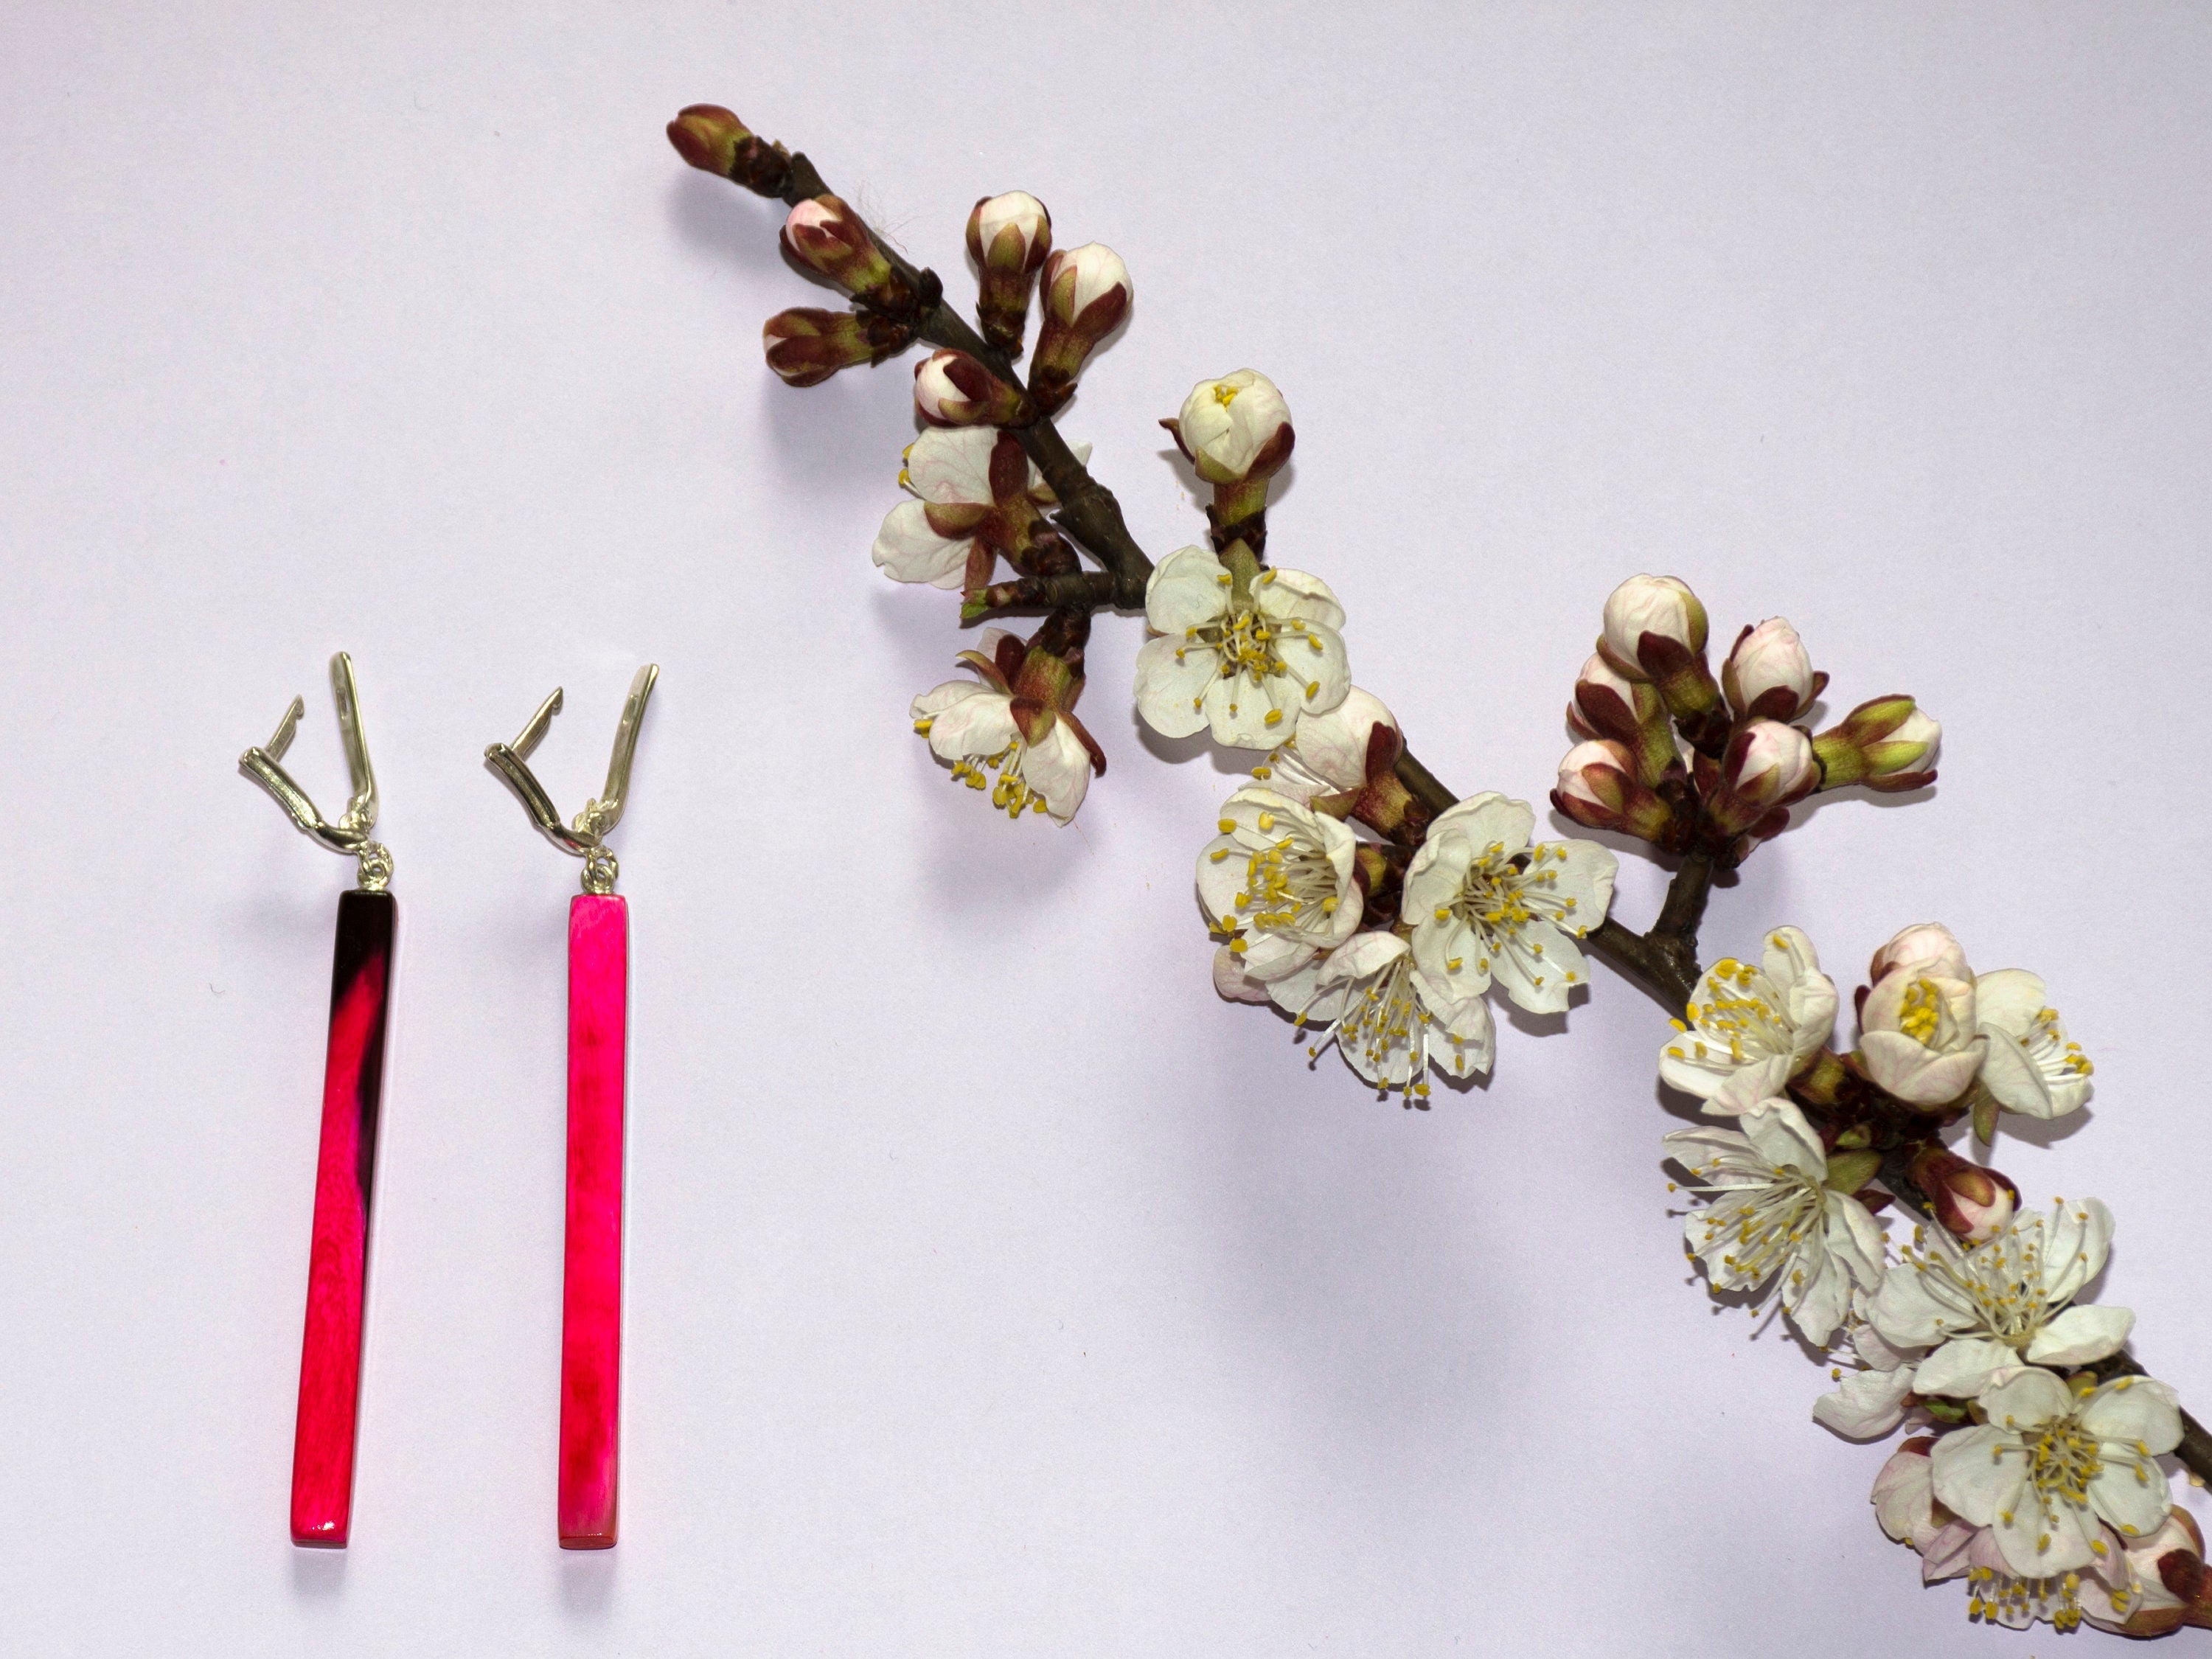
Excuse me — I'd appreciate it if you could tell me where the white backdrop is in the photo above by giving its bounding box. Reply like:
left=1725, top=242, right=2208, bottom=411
left=3, top=3, right=2208, bottom=1653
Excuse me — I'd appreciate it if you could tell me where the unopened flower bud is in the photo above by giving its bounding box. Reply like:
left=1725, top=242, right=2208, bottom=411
left=667, top=104, right=792, bottom=196
left=761, top=307, right=911, bottom=388
left=1161, top=369, right=1295, bottom=539
left=1568, top=653, right=1680, bottom=786
left=1029, top=243, right=1130, bottom=414
left=1812, top=695, right=1939, bottom=793
left=965, top=192, right=1052, bottom=353
left=914, top=349, right=1029, bottom=428
left=1703, top=719, right=1818, bottom=838
left=1600, top=574, right=1708, bottom=676
left=2107, top=1508, right=2211, bottom=1637
left=1596, top=574, right=1725, bottom=737
left=1722, top=618, right=1823, bottom=722
left=1551, top=739, right=1675, bottom=843
left=1905, top=1145, right=2019, bottom=1244
left=782, top=195, right=913, bottom=311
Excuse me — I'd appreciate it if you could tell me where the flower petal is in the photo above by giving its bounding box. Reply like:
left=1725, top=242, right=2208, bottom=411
left=1816, top=1366, right=1918, bottom=1441
left=2023, top=1303, right=2134, bottom=1369
left=1427, top=792, right=1535, bottom=856
left=1144, top=545, right=1229, bottom=633
left=1979, top=1366, right=2073, bottom=1430
left=2078, top=1377, right=2183, bottom=1455
left=872, top=499, right=974, bottom=588
left=1023, top=720, right=1093, bottom=823
left=1911, top=1337, right=2027, bottom=1399
left=1133, top=635, right=1217, bottom=739
left=1930, top=1424, right=2024, bottom=1526
left=1254, top=566, right=1346, bottom=631
left=902, top=425, right=998, bottom=504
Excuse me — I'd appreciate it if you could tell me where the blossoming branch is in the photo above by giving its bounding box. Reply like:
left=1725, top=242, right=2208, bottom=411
left=669, top=103, right=2212, bottom=1638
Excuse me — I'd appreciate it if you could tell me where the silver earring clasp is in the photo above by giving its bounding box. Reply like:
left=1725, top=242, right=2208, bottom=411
left=240, top=652, right=392, bottom=891
left=484, top=665, right=658, bottom=894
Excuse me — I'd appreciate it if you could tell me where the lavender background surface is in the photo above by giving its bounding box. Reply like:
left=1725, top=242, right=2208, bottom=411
left=1, top=3, right=2208, bottom=1652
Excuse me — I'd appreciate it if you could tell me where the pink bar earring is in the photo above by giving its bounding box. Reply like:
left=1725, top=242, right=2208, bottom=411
left=239, top=653, right=397, bottom=1548
left=484, top=666, right=657, bottom=1550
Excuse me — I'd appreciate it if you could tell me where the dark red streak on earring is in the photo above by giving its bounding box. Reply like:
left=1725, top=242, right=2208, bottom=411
left=289, top=888, right=394, bottom=1548
left=560, top=894, right=627, bottom=1548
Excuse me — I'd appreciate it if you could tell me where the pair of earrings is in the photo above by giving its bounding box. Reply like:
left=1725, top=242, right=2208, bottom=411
left=240, top=652, right=658, bottom=1551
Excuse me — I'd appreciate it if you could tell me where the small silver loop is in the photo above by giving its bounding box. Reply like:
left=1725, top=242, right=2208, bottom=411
left=581, top=846, right=619, bottom=895
left=356, top=843, right=394, bottom=893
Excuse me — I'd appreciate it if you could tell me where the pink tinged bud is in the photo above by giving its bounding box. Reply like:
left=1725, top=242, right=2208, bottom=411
left=1596, top=573, right=1723, bottom=735
left=914, top=349, right=1029, bottom=428
left=761, top=307, right=910, bottom=387
left=1599, top=574, right=1708, bottom=679
left=1906, top=1146, right=2019, bottom=1244
left=1551, top=739, right=1675, bottom=843
left=966, top=192, right=1052, bottom=353
left=1812, top=695, right=1939, bottom=792
left=781, top=195, right=903, bottom=306
left=1704, top=719, right=1818, bottom=838
left=1029, top=243, right=1131, bottom=414
left=1722, top=617, right=1822, bottom=722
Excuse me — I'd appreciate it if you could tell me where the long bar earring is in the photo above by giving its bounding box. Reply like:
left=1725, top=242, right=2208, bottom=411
left=484, top=665, right=657, bottom=1550
left=239, top=652, right=397, bottom=1549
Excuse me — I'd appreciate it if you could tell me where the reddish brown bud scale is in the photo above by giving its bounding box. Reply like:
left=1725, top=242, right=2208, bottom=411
left=1905, top=1145, right=2019, bottom=1243
left=667, top=104, right=791, bottom=196
left=761, top=307, right=912, bottom=387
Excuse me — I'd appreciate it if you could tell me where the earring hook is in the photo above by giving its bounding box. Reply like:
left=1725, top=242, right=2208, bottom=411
left=484, top=665, right=658, bottom=894
left=240, top=653, right=392, bottom=891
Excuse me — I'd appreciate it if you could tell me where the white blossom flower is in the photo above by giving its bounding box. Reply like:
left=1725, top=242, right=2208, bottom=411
left=1133, top=546, right=1350, bottom=748
left=1197, top=786, right=1362, bottom=983
left=1858, top=928, right=1987, bottom=1107
left=1815, top=1303, right=1925, bottom=1440
left=1658, top=928, right=1837, bottom=1115
left=1166, top=369, right=1294, bottom=484
left=1932, top=1367, right=2183, bottom=1578
left=1267, top=931, right=1494, bottom=1099
left=872, top=428, right=1062, bottom=589
left=1974, top=968, right=2094, bottom=1120
left=1664, top=1099, right=1887, bottom=1346
left=1402, top=793, right=1617, bottom=1016
left=908, top=631, right=1102, bottom=824
left=1871, top=1198, right=2133, bottom=1398
left=1253, top=686, right=1396, bottom=806
left=1884, top=1443, right=2144, bottom=1632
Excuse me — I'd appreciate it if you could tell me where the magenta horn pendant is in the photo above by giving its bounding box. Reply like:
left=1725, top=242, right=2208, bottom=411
left=240, top=653, right=397, bottom=1548
left=485, top=664, right=657, bottom=1548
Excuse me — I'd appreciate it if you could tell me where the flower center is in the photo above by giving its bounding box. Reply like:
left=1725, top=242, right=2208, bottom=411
left=1211, top=382, right=1239, bottom=407
left=1433, top=843, right=1582, bottom=987
left=1180, top=588, right=1329, bottom=725
left=1966, top=1565, right=2093, bottom=1632
left=1898, top=978, right=1944, bottom=1044
left=1905, top=1217, right=2050, bottom=1346
left=1225, top=824, right=1340, bottom=936
left=2022, top=1005, right=2094, bottom=1082
left=1686, top=1163, right=1825, bottom=1291
left=1680, top=958, right=1788, bottom=1063
left=945, top=737, right=1048, bottom=818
